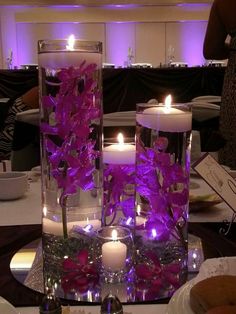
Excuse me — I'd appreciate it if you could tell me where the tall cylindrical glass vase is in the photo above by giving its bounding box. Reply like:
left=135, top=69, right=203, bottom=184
left=38, top=38, right=102, bottom=300
left=135, top=99, right=192, bottom=298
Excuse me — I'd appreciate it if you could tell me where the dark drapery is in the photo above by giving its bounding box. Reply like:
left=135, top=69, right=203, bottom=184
left=0, top=67, right=225, bottom=113
left=0, top=67, right=225, bottom=159
left=102, top=67, right=225, bottom=112
left=0, top=69, right=38, bottom=100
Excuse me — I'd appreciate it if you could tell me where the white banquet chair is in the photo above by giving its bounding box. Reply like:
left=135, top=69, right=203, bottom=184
left=190, top=101, right=220, bottom=122
left=103, top=111, right=136, bottom=127
left=191, top=95, right=221, bottom=104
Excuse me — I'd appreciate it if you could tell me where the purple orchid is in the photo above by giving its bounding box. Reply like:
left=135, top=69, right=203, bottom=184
left=103, top=164, right=135, bottom=224
left=135, top=249, right=182, bottom=300
left=61, top=249, right=99, bottom=294
left=136, top=134, right=189, bottom=243
left=40, top=62, right=101, bottom=238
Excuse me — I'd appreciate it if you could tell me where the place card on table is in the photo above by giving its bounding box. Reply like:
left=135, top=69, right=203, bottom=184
left=192, top=153, right=236, bottom=213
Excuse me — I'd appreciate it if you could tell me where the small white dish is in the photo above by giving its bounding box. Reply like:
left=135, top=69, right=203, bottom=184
left=167, top=257, right=236, bottom=314
left=0, top=172, right=28, bottom=200
left=0, top=296, right=17, bottom=314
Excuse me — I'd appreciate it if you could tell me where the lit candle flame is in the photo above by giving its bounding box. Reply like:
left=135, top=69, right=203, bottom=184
left=117, top=132, right=124, bottom=145
left=112, top=229, right=118, bottom=241
left=164, top=94, right=172, bottom=111
left=43, top=206, right=47, bottom=217
left=66, top=34, right=75, bottom=51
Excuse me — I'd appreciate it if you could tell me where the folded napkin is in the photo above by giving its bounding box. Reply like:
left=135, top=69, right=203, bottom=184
left=104, top=111, right=135, bottom=126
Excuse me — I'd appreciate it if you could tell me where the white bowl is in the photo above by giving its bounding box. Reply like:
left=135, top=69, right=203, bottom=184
left=0, top=171, right=28, bottom=200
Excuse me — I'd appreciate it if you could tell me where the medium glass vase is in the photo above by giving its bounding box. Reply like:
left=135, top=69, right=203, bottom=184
left=38, top=38, right=103, bottom=300
left=135, top=101, right=192, bottom=298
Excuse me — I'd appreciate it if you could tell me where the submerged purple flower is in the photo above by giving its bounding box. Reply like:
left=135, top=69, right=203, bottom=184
left=41, top=62, right=101, bottom=213
left=136, top=133, right=189, bottom=243
left=103, top=164, right=135, bottom=222
left=62, top=249, right=99, bottom=294
left=135, top=250, right=182, bottom=300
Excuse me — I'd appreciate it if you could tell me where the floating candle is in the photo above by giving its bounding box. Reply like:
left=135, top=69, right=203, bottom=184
left=137, top=95, right=192, bottom=132
left=103, top=133, right=135, bottom=165
left=38, top=35, right=102, bottom=68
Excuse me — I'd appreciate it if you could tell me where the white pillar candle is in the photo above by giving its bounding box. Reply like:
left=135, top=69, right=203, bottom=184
left=102, top=229, right=127, bottom=272
left=38, top=35, right=102, bottom=68
left=43, top=217, right=101, bottom=236
left=103, top=133, right=135, bottom=165
left=137, top=95, right=192, bottom=132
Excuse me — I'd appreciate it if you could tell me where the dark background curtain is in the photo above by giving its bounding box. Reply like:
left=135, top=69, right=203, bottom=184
left=0, top=67, right=225, bottom=113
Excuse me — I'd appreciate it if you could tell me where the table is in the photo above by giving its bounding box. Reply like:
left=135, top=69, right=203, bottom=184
left=1, top=174, right=236, bottom=312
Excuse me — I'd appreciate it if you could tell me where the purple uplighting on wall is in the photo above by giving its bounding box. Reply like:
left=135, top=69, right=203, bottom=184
left=103, top=4, right=140, bottom=9
left=16, top=20, right=208, bottom=68
left=180, top=21, right=207, bottom=66
left=105, top=22, right=135, bottom=67
left=16, top=22, right=104, bottom=67
left=177, top=3, right=211, bottom=8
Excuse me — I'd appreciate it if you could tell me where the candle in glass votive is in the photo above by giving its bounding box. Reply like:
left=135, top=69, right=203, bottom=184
left=102, top=229, right=127, bottom=272
left=103, top=133, right=135, bottom=165
left=137, top=95, right=192, bottom=132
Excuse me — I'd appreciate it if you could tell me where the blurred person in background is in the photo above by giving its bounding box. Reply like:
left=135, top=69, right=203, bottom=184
left=203, top=0, right=236, bottom=169
left=0, top=86, right=38, bottom=161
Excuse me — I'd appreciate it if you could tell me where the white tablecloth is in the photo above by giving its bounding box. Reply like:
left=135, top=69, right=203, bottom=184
left=0, top=175, right=233, bottom=226
left=1, top=173, right=234, bottom=314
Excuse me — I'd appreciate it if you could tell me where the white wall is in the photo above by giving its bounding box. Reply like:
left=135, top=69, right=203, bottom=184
left=15, top=21, right=207, bottom=68
left=135, top=23, right=166, bottom=66
left=16, top=23, right=105, bottom=65
left=0, top=4, right=211, bottom=68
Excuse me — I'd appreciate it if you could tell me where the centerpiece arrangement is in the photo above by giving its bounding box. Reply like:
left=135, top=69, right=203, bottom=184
left=38, top=37, right=192, bottom=302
